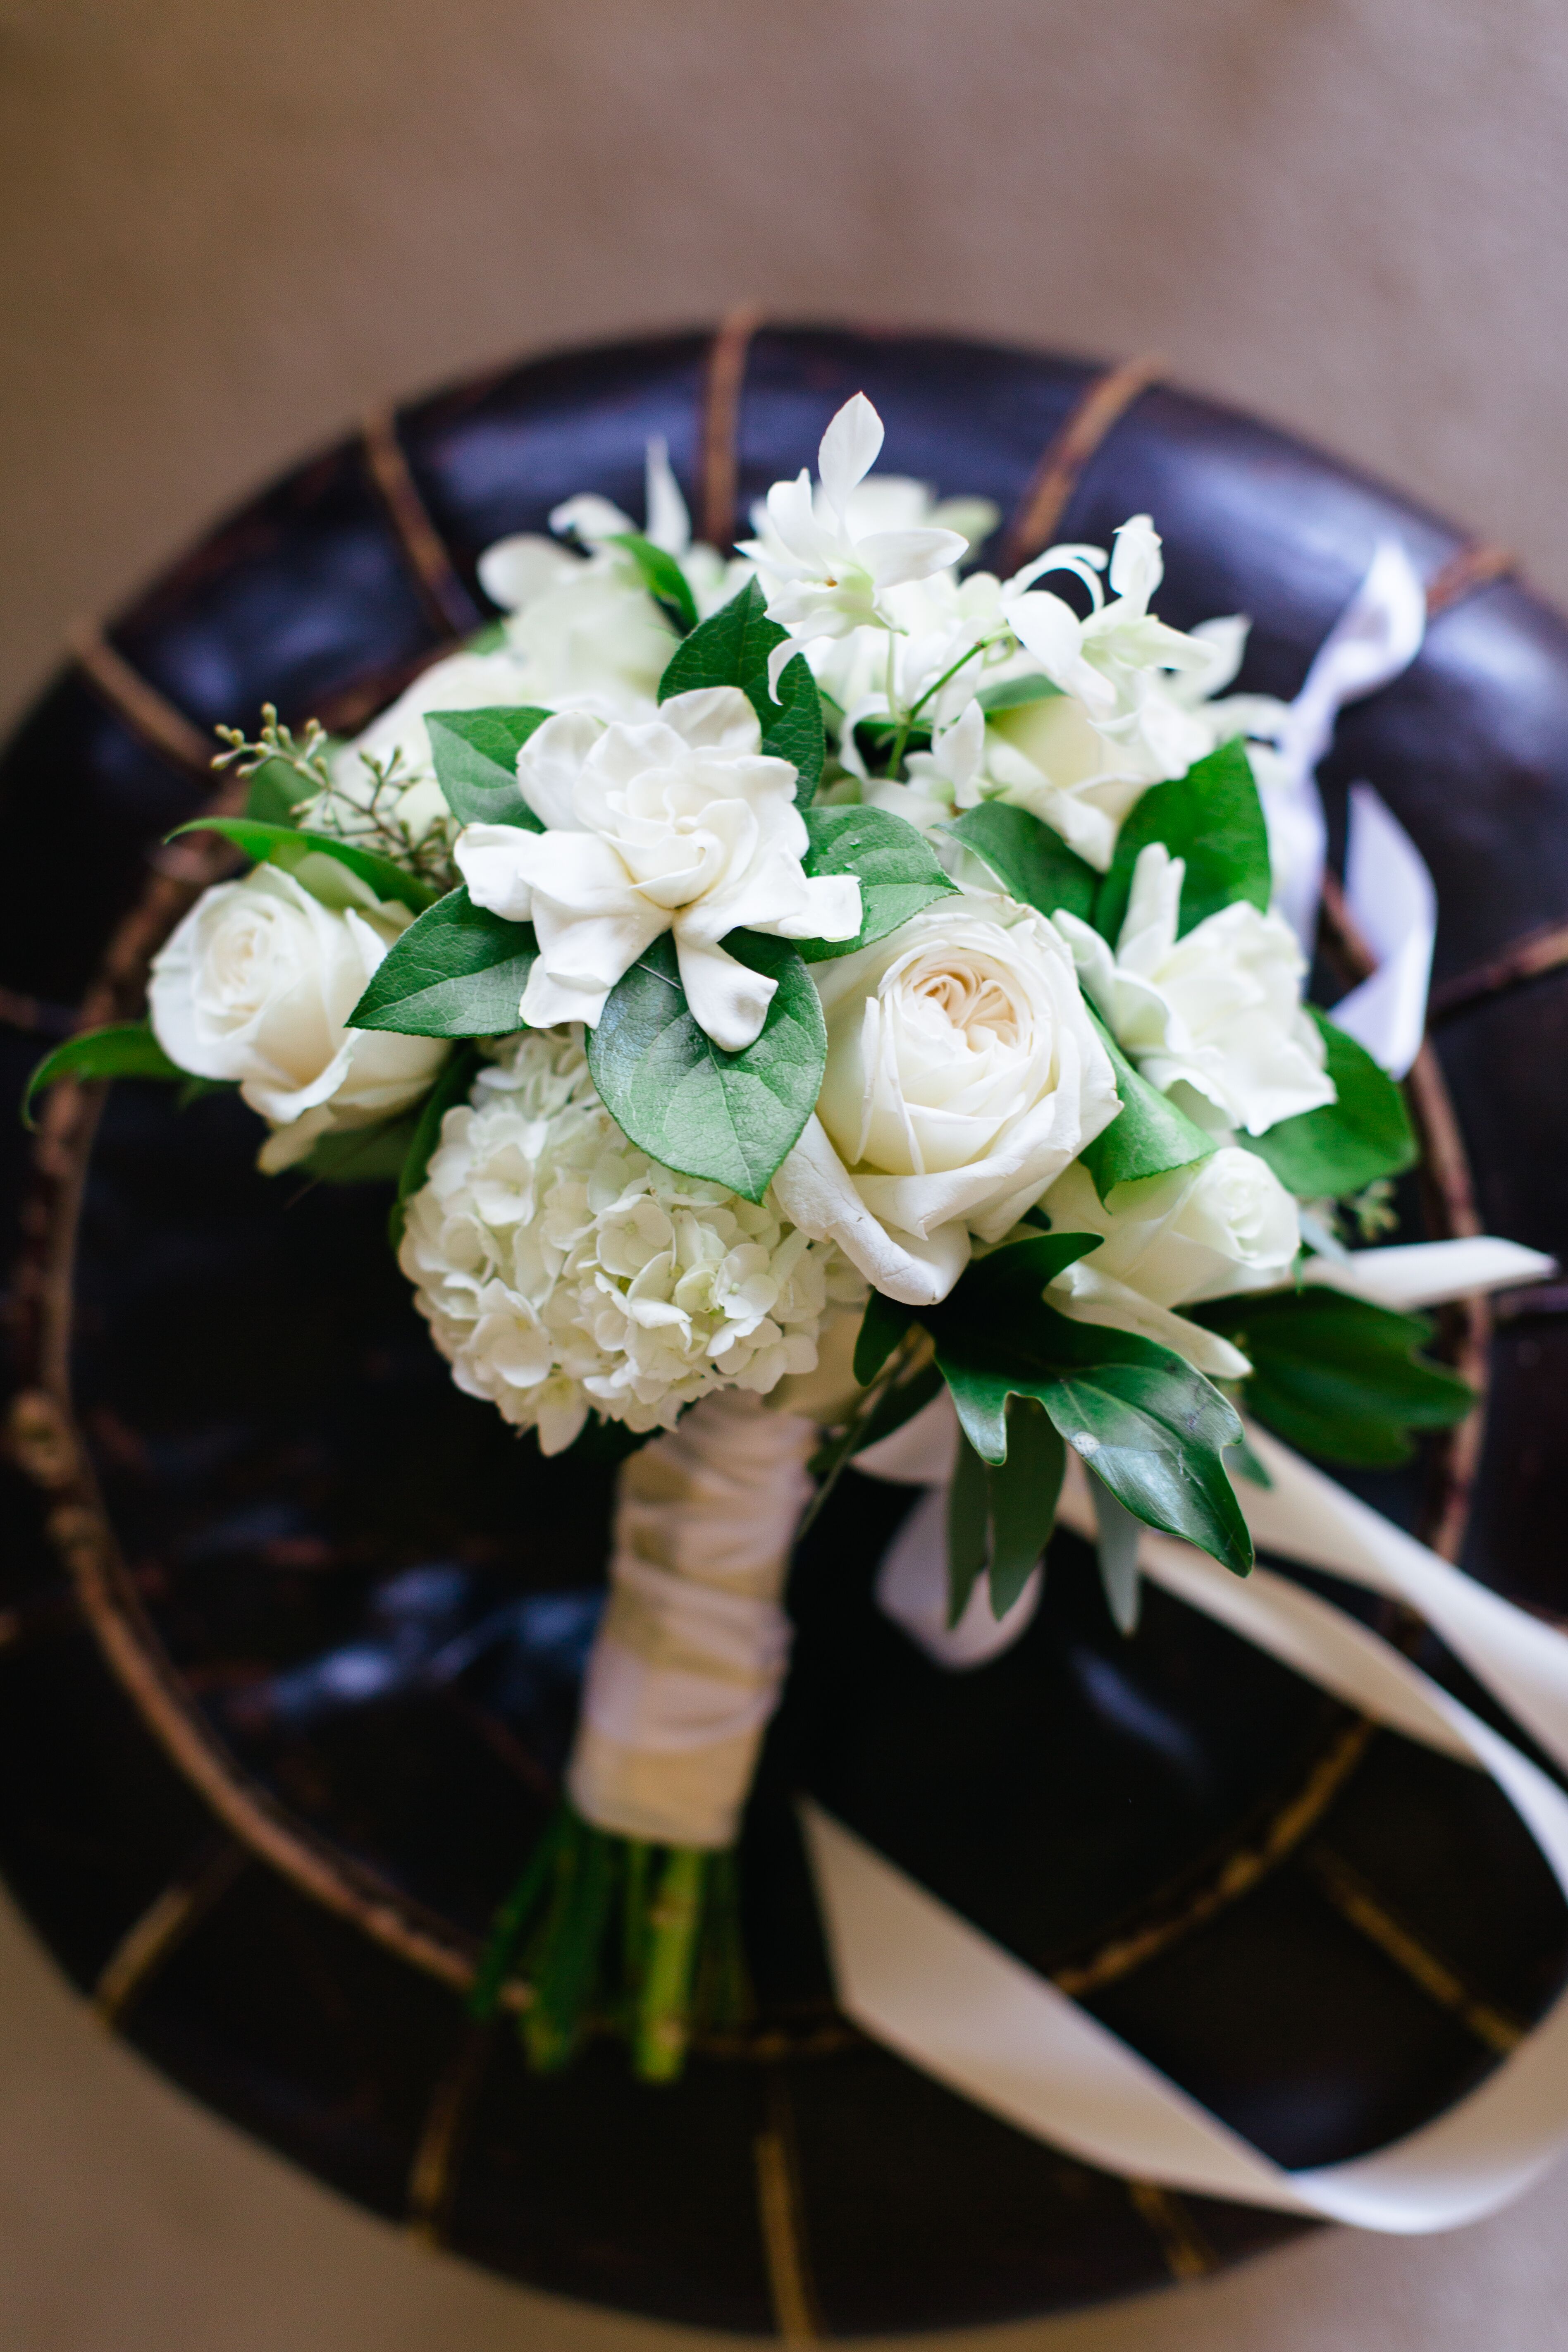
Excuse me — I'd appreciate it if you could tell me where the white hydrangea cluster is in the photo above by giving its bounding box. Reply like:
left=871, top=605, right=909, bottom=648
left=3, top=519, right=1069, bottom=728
left=398, top=1028, right=863, bottom=1454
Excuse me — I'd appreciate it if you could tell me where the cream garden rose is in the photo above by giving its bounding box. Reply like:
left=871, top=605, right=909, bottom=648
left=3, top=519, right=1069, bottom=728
left=1056, top=840, right=1334, bottom=1134
left=455, top=685, right=861, bottom=1051
left=1043, top=1147, right=1301, bottom=1375
left=772, top=890, right=1119, bottom=1306
left=147, top=863, right=448, bottom=1171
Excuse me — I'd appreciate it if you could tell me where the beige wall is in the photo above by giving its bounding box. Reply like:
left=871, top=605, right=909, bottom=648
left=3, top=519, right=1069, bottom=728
left=3, top=3, right=1568, bottom=2345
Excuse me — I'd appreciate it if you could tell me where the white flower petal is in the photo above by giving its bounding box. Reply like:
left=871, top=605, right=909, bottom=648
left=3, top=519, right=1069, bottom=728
left=817, top=393, right=885, bottom=520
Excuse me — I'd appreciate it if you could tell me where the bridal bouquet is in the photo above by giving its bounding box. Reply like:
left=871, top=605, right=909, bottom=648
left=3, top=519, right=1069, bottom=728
left=28, top=395, right=1470, bottom=2080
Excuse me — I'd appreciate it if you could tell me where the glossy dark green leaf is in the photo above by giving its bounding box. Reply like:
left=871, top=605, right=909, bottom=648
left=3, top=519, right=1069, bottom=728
left=169, top=817, right=437, bottom=914
left=1192, top=1284, right=1472, bottom=1467
left=609, top=533, right=698, bottom=633
left=22, top=1023, right=182, bottom=1126
left=946, top=1431, right=990, bottom=1626
left=1088, top=1470, right=1145, bottom=1633
left=658, top=578, right=823, bottom=805
left=585, top=930, right=826, bottom=1203
left=386, top=1043, right=480, bottom=1247
left=1077, top=1015, right=1215, bottom=1202
left=933, top=1293, right=1250, bottom=1576
left=349, top=887, right=537, bottom=1036
left=985, top=1400, right=1066, bottom=1616
left=1247, top=1011, right=1417, bottom=1198
left=853, top=1288, right=918, bottom=1387
left=1095, top=737, right=1270, bottom=945
left=941, top=801, right=1098, bottom=924
left=298, top=1116, right=420, bottom=1186
left=976, top=674, right=1065, bottom=714
left=424, top=707, right=551, bottom=831
left=796, top=805, right=955, bottom=962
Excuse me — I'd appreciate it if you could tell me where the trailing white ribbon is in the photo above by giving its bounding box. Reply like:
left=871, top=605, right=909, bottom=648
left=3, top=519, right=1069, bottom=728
left=830, top=1237, right=1568, bottom=2229
left=1258, top=540, right=1427, bottom=954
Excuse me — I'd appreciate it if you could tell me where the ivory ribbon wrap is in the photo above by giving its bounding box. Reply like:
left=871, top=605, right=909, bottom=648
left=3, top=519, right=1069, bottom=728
left=566, top=1391, right=816, bottom=1848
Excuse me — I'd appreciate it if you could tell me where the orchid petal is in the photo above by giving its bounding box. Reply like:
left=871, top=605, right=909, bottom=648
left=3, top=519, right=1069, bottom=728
left=817, top=393, right=885, bottom=520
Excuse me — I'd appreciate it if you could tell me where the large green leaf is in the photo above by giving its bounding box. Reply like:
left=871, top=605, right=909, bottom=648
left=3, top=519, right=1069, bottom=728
left=658, top=578, right=823, bottom=804
left=983, top=1400, right=1067, bottom=1617
left=940, top=801, right=1098, bottom=924
left=425, top=707, right=550, bottom=831
left=946, top=1431, right=991, bottom=1626
left=1247, top=1011, right=1417, bottom=1199
left=796, top=805, right=955, bottom=962
left=1193, top=1285, right=1472, bottom=1468
left=169, top=817, right=436, bottom=915
left=927, top=1242, right=1250, bottom=1576
left=585, top=929, right=826, bottom=1203
left=349, top=887, right=537, bottom=1036
left=853, top=1287, right=918, bottom=1387
left=1078, top=1015, right=1215, bottom=1203
left=609, top=533, right=698, bottom=634
left=387, top=1042, right=481, bottom=1247
left=23, top=1023, right=182, bottom=1125
left=1095, top=738, right=1270, bottom=945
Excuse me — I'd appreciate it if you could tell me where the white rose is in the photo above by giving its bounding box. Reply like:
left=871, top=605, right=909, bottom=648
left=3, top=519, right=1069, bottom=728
left=772, top=890, right=1120, bottom=1307
left=455, top=685, right=861, bottom=1052
left=1056, top=841, right=1335, bottom=1134
left=148, top=864, right=449, bottom=1171
left=1043, top=1147, right=1301, bottom=1376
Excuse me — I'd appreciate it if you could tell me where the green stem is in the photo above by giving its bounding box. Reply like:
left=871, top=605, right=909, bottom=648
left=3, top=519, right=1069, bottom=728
left=468, top=1811, right=563, bottom=2022
left=883, top=628, right=1009, bottom=780
left=523, top=1814, right=618, bottom=2072
left=634, top=1847, right=709, bottom=2082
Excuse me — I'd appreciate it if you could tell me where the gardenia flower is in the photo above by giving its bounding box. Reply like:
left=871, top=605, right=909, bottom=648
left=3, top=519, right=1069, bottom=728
left=148, top=864, right=448, bottom=1171
left=455, top=685, right=862, bottom=1051
left=1043, top=1149, right=1301, bottom=1377
left=398, top=1028, right=861, bottom=1453
left=740, top=394, right=969, bottom=689
left=772, top=890, right=1119, bottom=1306
left=1056, top=841, right=1335, bottom=1134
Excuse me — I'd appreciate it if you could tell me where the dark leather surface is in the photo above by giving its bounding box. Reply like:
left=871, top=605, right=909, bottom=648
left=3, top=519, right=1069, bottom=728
left=1, top=327, right=1565, bottom=2333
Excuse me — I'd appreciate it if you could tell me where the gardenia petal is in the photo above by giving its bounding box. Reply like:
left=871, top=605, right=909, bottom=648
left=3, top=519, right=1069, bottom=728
left=454, top=688, right=860, bottom=1052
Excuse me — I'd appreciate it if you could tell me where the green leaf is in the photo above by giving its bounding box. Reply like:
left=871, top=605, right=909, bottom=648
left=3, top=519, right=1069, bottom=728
left=1078, top=1015, right=1216, bottom=1203
left=609, top=533, right=698, bottom=634
left=976, top=674, right=1065, bottom=715
left=585, top=929, right=826, bottom=1203
left=387, top=1042, right=480, bottom=1247
left=298, top=1116, right=419, bottom=1185
left=853, top=1289, right=917, bottom=1387
left=947, top=1432, right=990, bottom=1626
left=243, top=756, right=307, bottom=827
left=169, top=818, right=437, bottom=915
left=1095, top=738, right=1271, bottom=946
left=1088, top=1471, right=1145, bottom=1633
left=22, top=1023, right=182, bottom=1126
left=796, top=805, right=956, bottom=963
left=1192, top=1285, right=1472, bottom=1468
left=933, top=1290, right=1250, bottom=1576
left=348, top=887, right=537, bottom=1036
left=941, top=801, right=1098, bottom=924
left=1248, top=1011, right=1418, bottom=1198
left=658, top=578, right=824, bottom=805
left=985, top=1399, right=1066, bottom=1616
left=843, top=1360, right=943, bottom=1461
left=424, top=707, right=551, bottom=831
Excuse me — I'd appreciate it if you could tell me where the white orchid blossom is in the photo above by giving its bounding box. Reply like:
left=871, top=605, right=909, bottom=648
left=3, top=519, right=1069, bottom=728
left=740, top=395, right=970, bottom=693
left=1055, top=841, right=1335, bottom=1134
left=455, top=686, right=861, bottom=1052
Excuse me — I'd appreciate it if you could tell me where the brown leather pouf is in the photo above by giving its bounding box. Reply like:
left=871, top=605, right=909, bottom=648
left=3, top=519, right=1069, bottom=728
left=1, top=326, right=1565, bottom=2335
